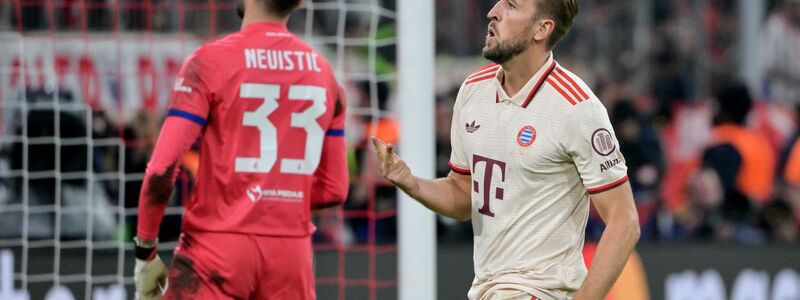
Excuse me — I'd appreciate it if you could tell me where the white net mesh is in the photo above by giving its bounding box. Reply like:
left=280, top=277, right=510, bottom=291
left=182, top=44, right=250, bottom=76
left=0, top=1, right=398, bottom=299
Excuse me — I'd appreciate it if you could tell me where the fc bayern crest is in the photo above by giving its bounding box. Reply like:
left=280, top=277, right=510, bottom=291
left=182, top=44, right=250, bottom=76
left=517, top=125, right=537, bottom=146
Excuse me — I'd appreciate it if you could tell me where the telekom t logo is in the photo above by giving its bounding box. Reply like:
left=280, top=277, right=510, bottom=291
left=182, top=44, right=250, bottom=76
left=473, top=154, right=507, bottom=217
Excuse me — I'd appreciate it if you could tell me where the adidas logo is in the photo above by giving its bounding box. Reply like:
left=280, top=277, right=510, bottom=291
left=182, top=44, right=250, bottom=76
left=466, top=120, right=481, bottom=133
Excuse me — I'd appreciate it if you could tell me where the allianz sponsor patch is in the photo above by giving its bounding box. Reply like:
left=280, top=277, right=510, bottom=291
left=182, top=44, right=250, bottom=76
left=517, top=125, right=536, bottom=147
left=591, top=128, right=615, bottom=156
left=600, top=158, right=621, bottom=172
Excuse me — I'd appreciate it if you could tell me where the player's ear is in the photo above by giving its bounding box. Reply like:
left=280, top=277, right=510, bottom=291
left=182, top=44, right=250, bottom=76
left=532, top=18, right=555, bottom=44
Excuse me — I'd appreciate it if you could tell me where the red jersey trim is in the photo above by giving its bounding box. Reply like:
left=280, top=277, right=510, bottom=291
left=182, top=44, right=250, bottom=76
left=467, top=66, right=499, bottom=82
left=545, top=78, right=578, bottom=106
left=555, top=68, right=589, bottom=100
left=521, top=61, right=557, bottom=108
left=473, top=64, right=499, bottom=75
left=465, top=73, right=497, bottom=85
left=449, top=161, right=471, bottom=175
left=467, top=63, right=499, bottom=79
left=587, top=175, right=629, bottom=194
left=550, top=72, right=585, bottom=103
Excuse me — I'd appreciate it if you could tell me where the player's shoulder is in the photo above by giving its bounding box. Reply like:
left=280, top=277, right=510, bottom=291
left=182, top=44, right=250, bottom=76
left=463, top=63, right=500, bottom=87
left=542, top=63, right=599, bottom=111
left=179, top=34, right=249, bottom=88
left=192, top=33, right=245, bottom=59
left=181, top=38, right=232, bottom=71
left=456, top=62, right=499, bottom=106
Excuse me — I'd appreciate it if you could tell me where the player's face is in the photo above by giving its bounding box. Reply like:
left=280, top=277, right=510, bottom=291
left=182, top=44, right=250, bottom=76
left=482, top=0, right=537, bottom=64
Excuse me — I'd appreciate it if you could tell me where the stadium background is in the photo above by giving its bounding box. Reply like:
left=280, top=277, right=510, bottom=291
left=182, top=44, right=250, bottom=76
left=1, top=0, right=799, bottom=299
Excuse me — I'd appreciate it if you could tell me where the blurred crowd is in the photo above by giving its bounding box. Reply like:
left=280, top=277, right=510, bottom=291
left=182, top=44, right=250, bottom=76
left=1, top=0, right=799, bottom=247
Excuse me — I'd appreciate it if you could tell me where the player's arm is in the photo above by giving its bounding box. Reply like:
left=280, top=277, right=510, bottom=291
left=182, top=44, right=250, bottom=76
left=372, top=82, right=472, bottom=220
left=574, top=182, right=640, bottom=300
left=136, top=117, right=203, bottom=243
left=372, top=137, right=472, bottom=221
left=134, top=49, right=212, bottom=299
left=559, top=96, right=640, bottom=299
left=134, top=116, right=202, bottom=299
left=311, top=86, right=349, bottom=210
left=136, top=50, right=211, bottom=244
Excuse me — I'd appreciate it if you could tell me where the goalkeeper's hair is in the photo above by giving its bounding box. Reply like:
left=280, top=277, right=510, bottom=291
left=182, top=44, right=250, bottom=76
left=259, top=0, right=302, bottom=17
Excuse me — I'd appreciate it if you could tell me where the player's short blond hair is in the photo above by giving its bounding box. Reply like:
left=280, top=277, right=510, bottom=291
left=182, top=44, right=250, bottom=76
left=534, top=0, right=579, bottom=49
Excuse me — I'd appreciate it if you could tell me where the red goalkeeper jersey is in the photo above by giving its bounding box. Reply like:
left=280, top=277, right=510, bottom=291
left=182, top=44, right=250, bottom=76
left=137, top=22, right=349, bottom=240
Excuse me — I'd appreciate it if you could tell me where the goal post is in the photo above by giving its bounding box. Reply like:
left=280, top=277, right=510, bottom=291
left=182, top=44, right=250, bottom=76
left=397, top=0, right=437, bottom=300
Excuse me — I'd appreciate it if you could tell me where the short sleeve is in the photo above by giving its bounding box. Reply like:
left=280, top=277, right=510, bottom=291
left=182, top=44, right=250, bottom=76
left=167, top=50, right=212, bottom=126
left=561, top=100, right=628, bottom=194
left=448, top=83, right=471, bottom=175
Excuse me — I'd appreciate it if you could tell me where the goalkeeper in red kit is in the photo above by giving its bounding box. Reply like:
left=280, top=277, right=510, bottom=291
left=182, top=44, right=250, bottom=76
left=133, top=0, right=349, bottom=298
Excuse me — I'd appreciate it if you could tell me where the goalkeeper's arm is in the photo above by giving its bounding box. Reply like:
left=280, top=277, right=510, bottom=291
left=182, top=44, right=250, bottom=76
left=134, top=116, right=202, bottom=299
left=137, top=116, right=202, bottom=243
left=310, top=90, right=349, bottom=210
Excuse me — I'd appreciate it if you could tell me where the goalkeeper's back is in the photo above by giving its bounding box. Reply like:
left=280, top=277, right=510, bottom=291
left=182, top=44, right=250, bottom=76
left=140, top=21, right=349, bottom=239
left=134, top=2, right=348, bottom=299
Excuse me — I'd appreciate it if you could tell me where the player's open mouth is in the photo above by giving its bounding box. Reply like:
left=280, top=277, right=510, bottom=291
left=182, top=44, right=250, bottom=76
left=487, top=27, right=496, bottom=38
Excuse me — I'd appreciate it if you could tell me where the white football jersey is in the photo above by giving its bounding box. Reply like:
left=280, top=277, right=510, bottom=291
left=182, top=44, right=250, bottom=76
left=449, top=53, right=628, bottom=300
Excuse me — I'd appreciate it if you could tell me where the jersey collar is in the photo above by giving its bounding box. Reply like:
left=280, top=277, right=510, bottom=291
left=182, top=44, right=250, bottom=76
left=495, top=52, right=557, bottom=108
left=241, top=21, right=290, bottom=34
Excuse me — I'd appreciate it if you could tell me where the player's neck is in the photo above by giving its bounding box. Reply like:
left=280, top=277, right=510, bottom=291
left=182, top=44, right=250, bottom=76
left=241, top=13, right=289, bottom=30
left=500, top=47, right=549, bottom=97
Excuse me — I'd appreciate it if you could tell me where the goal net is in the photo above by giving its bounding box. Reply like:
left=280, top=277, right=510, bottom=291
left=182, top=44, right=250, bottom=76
left=0, top=1, right=399, bottom=299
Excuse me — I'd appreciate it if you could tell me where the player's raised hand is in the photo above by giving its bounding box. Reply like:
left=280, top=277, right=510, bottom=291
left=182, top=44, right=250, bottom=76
left=371, top=137, right=417, bottom=192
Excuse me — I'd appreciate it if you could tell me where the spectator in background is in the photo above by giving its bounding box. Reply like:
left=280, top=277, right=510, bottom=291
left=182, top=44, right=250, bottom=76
left=2, top=93, right=116, bottom=241
left=588, top=100, right=665, bottom=241
left=346, top=80, right=399, bottom=245
left=761, top=0, right=800, bottom=107
left=586, top=98, right=664, bottom=241
left=651, top=31, right=691, bottom=119
left=435, top=88, right=473, bottom=243
left=773, top=107, right=800, bottom=243
left=765, top=186, right=799, bottom=242
left=611, top=100, right=664, bottom=238
left=687, top=82, right=775, bottom=242
left=611, top=101, right=664, bottom=201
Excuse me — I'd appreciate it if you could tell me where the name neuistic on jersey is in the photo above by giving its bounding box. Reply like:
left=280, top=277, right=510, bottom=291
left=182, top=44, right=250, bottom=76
left=244, top=49, right=322, bottom=72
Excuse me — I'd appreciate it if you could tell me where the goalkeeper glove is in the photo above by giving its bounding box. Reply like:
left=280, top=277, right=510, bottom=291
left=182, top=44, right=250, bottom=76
left=133, top=237, right=168, bottom=300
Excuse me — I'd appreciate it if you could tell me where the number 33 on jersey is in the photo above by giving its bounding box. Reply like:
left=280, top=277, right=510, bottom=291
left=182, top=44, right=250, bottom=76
left=236, top=83, right=328, bottom=175
left=165, top=22, right=348, bottom=237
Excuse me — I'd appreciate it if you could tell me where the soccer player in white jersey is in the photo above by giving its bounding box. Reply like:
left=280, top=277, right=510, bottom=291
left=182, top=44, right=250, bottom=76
left=373, top=0, right=639, bottom=299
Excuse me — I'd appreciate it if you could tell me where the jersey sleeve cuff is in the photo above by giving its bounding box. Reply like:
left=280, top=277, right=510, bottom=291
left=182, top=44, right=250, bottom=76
left=449, top=161, right=471, bottom=175
left=586, top=175, right=628, bottom=194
